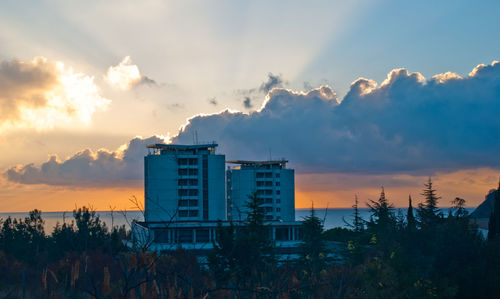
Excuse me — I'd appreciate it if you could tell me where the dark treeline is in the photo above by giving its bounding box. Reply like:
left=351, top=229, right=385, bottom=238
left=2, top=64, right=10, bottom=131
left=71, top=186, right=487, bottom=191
left=1, top=179, right=500, bottom=298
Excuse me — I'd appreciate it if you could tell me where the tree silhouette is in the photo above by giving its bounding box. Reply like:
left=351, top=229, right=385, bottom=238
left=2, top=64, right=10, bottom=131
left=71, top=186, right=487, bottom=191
left=488, top=179, right=500, bottom=240
left=417, top=177, right=442, bottom=228
left=406, top=195, right=416, bottom=231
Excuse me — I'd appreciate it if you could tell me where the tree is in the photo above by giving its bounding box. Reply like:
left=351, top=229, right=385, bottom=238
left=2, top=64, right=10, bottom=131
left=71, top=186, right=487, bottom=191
left=451, top=197, right=468, bottom=218
left=417, top=177, right=442, bottom=228
left=407, top=195, right=416, bottom=231
left=352, top=194, right=364, bottom=232
left=488, top=180, right=500, bottom=240
left=367, top=187, right=395, bottom=233
left=300, top=206, right=326, bottom=272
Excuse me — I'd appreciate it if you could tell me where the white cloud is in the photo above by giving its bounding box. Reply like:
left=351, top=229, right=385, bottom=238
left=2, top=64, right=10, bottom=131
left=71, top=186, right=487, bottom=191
left=105, top=56, right=155, bottom=90
left=0, top=57, right=110, bottom=132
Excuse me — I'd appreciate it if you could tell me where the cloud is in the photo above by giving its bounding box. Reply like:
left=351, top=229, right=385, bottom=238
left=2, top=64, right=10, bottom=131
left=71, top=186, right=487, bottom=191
left=243, top=97, right=253, bottom=109
left=259, top=73, right=284, bottom=93
left=5, top=136, right=166, bottom=187
left=7, top=61, right=500, bottom=189
left=208, top=97, right=218, bottom=106
left=236, top=73, right=287, bottom=97
left=0, top=57, right=110, bottom=132
left=174, top=61, right=500, bottom=174
left=105, top=56, right=156, bottom=90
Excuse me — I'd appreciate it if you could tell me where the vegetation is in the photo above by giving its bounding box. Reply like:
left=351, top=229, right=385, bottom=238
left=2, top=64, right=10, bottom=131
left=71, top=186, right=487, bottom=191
left=0, top=179, right=500, bottom=298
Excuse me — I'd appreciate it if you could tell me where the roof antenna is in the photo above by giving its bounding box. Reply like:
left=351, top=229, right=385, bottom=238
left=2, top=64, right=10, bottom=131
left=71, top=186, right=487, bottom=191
left=269, top=148, right=272, bottom=161
left=195, top=130, right=199, bottom=145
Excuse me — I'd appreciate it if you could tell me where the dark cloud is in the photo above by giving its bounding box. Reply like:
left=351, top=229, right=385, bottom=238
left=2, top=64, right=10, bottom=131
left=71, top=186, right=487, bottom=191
left=7, top=61, right=500, bottom=188
left=259, top=73, right=284, bottom=93
left=5, top=136, right=165, bottom=187
left=174, top=61, right=500, bottom=175
left=208, top=97, right=218, bottom=106
left=137, top=76, right=157, bottom=87
left=0, top=57, right=58, bottom=121
left=235, top=73, right=286, bottom=98
left=243, top=97, right=253, bottom=109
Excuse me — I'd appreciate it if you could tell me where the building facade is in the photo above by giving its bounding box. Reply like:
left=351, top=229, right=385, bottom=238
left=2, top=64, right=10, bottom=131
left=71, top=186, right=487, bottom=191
left=226, top=160, right=295, bottom=222
left=144, top=143, right=226, bottom=222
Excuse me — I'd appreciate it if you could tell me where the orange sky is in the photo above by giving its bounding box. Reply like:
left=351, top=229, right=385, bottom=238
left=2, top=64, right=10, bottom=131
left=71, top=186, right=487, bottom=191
left=0, top=167, right=496, bottom=213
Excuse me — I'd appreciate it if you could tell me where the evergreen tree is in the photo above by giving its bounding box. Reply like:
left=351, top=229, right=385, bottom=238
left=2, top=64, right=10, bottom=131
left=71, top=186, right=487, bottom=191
left=352, top=194, right=364, bottom=232
left=488, top=180, right=500, bottom=240
left=406, top=195, right=416, bottom=231
left=367, top=187, right=395, bottom=233
left=417, top=177, right=442, bottom=228
left=300, top=206, right=326, bottom=272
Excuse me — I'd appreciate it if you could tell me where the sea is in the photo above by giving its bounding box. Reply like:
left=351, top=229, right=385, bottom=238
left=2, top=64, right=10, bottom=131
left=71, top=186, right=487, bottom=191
left=0, top=207, right=476, bottom=233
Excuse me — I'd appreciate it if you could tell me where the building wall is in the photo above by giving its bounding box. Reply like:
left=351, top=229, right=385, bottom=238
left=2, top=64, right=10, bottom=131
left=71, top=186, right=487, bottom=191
left=228, top=164, right=295, bottom=222
left=145, top=148, right=226, bottom=222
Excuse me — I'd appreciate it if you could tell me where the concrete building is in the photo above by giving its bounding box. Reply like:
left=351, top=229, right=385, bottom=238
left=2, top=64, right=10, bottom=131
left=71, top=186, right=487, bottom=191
left=227, top=160, right=295, bottom=222
left=144, top=143, right=226, bottom=222
left=133, top=143, right=300, bottom=257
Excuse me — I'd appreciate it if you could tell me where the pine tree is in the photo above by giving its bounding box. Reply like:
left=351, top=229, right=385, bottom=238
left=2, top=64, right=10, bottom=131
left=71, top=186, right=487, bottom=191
left=352, top=194, right=364, bottom=232
left=407, top=195, right=416, bottom=231
left=417, top=177, right=442, bottom=228
left=488, top=179, right=500, bottom=240
left=367, top=187, right=395, bottom=232
left=300, top=205, right=326, bottom=273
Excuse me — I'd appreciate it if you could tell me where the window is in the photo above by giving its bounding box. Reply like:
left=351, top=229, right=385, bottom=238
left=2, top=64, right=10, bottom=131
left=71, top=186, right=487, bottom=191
left=256, top=172, right=265, bottom=178
left=265, top=173, right=272, bottom=178
left=276, top=228, right=289, bottom=241
left=154, top=229, right=169, bottom=243
left=277, top=190, right=280, bottom=195
left=179, top=168, right=198, bottom=176
left=179, top=210, right=188, bottom=217
left=276, top=182, right=280, bottom=186
left=178, top=189, right=198, bottom=197
left=277, top=198, right=280, bottom=203
left=189, top=210, right=199, bottom=217
left=265, top=181, right=273, bottom=187
left=265, top=198, right=273, bottom=204
left=276, top=173, right=280, bottom=178
left=265, top=207, right=273, bottom=213
left=196, top=229, right=210, bottom=243
left=178, top=229, right=193, bottom=243
left=178, top=158, right=188, bottom=165
left=189, top=158, right=198, bottom=165
left=179, top=200, right=198, bottom=207
left=277, top=208, right=281, bottom=212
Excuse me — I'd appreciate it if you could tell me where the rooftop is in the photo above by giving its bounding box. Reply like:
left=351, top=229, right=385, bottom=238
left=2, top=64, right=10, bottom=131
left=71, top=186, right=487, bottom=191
left=226, top=159, right=288, bottom=167
left=147, top=143, right=218, bottom=151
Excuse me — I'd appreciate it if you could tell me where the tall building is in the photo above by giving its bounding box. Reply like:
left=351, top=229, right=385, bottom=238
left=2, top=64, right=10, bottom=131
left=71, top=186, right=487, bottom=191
left=227, top=160, right=295, bottom=222
left=144, top=143, right=226, bottom=222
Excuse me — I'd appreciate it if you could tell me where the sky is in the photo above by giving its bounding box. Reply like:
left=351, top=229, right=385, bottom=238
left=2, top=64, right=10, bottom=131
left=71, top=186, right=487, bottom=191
left=1, top=0, right=499, bottom=212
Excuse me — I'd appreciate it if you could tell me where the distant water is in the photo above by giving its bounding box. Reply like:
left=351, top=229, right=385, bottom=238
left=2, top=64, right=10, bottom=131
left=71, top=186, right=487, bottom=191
left=0, top=208, right=475, bottom=233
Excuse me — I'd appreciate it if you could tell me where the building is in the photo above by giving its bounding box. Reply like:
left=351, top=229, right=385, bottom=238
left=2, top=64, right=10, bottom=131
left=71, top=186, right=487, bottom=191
left=227, top=160, right=295, bottom=222
left=133, top=143, right=300, bottom=256
left=144, top=143, right=226, bottom=222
